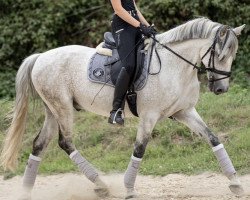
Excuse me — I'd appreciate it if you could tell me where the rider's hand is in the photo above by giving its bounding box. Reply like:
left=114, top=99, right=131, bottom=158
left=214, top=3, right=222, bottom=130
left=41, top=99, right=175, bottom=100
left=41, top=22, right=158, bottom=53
left=150, top=24, right=157, bottom=35
left=138, top=23, right=156, bottom=37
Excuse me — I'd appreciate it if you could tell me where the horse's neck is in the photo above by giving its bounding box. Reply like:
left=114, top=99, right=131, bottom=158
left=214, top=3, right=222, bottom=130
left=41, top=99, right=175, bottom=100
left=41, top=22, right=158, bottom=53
left=154, top=38, right=209, bottom=88
left=159, top=38, right=208, bottom=73
left=171, top=39, right=206, bottom=65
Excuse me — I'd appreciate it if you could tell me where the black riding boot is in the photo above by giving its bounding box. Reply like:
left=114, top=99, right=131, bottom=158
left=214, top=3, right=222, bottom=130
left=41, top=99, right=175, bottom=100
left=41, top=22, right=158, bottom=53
left=108, top=67, right=130, bottom=125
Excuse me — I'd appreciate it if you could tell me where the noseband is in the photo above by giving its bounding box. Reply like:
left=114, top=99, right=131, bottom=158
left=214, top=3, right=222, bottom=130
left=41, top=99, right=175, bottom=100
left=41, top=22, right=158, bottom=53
left=151, top=25, right=233, bottom=83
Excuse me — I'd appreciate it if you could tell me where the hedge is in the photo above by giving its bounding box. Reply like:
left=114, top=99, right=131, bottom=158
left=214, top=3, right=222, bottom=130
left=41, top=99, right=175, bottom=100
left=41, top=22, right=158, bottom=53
left=0, top=0, right=249, bottom=98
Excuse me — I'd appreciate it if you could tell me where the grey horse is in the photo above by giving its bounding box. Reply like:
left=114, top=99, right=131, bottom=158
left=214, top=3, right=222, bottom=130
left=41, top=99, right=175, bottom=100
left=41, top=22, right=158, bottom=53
left=1, top=18, right=245, bottom=199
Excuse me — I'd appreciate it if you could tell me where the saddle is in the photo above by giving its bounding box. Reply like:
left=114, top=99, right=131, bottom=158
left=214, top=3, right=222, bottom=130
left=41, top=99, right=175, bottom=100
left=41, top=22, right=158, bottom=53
left=102, top=32, right=148, bottom=86
left=88, top=32, right=151, bottom=116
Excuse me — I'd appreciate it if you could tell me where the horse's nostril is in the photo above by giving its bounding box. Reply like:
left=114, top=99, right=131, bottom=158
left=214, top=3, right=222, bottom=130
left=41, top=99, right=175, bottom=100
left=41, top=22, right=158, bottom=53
left=215, top=88, right=224, bottom=94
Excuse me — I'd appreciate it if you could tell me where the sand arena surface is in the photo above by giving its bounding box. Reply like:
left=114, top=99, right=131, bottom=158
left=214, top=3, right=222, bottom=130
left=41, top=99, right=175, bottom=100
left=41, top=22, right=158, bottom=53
left=0, top=173, right=250, bottom=200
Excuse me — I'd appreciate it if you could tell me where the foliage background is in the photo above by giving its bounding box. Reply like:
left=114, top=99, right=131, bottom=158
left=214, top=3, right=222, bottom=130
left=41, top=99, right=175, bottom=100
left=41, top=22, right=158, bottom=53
left=0, top=0, right=249, bottom=99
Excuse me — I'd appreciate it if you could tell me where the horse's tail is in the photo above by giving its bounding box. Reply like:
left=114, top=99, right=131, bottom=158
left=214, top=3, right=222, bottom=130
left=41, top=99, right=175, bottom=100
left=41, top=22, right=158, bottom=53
left=1, top=53, right=40, bottom=171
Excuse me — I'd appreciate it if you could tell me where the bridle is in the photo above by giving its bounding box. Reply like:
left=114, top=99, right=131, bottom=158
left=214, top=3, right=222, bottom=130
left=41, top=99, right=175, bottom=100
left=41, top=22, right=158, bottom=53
left=200, top=26, right=232, bottom=82
left=150, top=25, right=233, bottom=83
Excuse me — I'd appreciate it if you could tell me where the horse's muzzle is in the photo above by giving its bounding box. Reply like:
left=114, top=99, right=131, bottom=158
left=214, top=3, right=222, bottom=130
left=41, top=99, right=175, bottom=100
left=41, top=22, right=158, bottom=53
left=209, top=81, right=229, bottom=95
left=214, top=86, right=228, bottom=95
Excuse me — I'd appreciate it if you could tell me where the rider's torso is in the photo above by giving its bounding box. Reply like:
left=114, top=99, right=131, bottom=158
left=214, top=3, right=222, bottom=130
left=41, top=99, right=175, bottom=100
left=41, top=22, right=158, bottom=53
left=110, top=0, right=138, bottom=31
left=121, top=0, right=135, bottom=11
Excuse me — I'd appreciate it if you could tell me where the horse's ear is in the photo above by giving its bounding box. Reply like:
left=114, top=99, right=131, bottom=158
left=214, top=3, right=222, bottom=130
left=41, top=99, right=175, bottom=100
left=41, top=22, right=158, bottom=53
left=233, top=24, right=246, bottom=36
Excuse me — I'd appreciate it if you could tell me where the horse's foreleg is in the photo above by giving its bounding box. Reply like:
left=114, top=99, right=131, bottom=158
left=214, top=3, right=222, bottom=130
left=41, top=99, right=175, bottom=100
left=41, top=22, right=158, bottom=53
left=124, top=114, right=159, bottom=199
left=20, top=106, right=58, bottom=200
left=173, top=107, right=244, bottom=195
left=56, top=106, right=109, bottom=198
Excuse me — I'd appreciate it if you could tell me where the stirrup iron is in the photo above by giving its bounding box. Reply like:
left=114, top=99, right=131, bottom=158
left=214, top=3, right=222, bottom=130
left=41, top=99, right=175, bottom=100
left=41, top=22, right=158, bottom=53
left=112, top=108, right=123, bottom=124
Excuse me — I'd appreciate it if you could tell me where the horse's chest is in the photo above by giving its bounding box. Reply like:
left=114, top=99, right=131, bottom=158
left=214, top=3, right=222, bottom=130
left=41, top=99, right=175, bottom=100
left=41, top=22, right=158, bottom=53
left=177, top=84, right=200, bottom=108
left=164, top=82, right=200, bottom=113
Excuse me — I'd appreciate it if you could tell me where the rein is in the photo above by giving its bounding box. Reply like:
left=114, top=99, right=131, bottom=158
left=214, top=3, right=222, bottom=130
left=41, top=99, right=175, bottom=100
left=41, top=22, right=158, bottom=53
left=149, top=26, right=232, bottom=83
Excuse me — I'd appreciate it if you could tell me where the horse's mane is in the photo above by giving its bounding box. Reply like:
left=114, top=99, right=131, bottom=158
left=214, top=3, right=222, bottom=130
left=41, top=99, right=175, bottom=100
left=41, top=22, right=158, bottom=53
left=157, top=17, right=238, bottom=59
left=157, top=18, right=221, bottom=43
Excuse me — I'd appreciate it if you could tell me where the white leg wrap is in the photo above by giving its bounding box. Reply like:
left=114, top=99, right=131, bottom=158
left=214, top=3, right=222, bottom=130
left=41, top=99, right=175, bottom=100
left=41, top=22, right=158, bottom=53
left=124, top=155, right=142, bottom=190
left=212, top=144, right=236, bottom=179
left=23, top=154, right=41, bottom=189
left=70, top=150, right=98, bottom=183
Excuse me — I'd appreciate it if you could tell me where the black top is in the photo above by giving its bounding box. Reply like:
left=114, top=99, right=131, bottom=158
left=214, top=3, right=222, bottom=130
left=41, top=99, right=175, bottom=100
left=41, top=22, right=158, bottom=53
left=109, top=0, right=136, bottom=11
left=121, top=0, right=135, bottom=11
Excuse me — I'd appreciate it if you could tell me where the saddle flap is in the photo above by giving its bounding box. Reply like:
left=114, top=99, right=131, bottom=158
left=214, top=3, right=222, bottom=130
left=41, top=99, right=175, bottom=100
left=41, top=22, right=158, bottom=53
left=104, top=32, right=116, bottom=47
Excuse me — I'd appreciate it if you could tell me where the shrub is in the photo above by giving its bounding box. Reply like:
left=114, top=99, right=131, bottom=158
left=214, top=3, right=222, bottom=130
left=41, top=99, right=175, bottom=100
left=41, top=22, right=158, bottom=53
left=0, top=0, right=249, bottom=98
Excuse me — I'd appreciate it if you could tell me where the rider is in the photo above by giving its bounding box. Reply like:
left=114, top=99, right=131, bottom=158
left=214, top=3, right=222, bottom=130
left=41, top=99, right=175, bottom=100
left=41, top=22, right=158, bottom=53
left=108, top=0, right=155, bottom=125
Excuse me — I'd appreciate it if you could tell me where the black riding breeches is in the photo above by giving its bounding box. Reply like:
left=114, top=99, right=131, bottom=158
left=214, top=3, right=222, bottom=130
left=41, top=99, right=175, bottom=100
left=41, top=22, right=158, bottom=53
left=111, top=13, right=142, bottom=77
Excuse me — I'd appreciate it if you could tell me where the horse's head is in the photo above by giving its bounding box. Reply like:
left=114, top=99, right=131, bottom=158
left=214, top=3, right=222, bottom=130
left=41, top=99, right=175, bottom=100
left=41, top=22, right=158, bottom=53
left=200, top=24, right=245, bottom=95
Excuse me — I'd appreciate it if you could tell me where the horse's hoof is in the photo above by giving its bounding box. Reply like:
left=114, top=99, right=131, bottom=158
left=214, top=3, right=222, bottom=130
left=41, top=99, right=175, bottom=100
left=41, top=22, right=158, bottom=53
left=18, top=193, right=31, bottom=200
left=125, top=194, right=137, bottom=199
left=125, top=189, right=137, bottom=199
left=18, top=198, right=31, bottom=200
left=94, top=187, right=109, bottom=198
left=229, top=183, right=244, bottom=196
left=94, top=177, right=109, bottom=198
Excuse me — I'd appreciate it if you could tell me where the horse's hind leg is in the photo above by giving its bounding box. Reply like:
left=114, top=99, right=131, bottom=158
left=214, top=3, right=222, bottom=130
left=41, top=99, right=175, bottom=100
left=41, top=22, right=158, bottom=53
left=173, top=107, right=244, bottom=195
left=124, top=113, right=159, bottom=199
left=20, top=105, right=58, bottom=200
left=51, top=101, right=109, bottom=198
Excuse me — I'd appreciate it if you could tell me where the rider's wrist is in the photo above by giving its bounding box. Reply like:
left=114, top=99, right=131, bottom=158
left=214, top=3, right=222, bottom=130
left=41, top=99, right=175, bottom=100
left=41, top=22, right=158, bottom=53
left=137, top=22, right=142, bottom=28
left=136, top=22, right=141, bottom=28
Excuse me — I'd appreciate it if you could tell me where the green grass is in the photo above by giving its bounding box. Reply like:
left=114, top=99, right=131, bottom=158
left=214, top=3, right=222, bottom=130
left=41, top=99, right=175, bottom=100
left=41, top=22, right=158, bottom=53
left=0, top=84, right=249, bottom=177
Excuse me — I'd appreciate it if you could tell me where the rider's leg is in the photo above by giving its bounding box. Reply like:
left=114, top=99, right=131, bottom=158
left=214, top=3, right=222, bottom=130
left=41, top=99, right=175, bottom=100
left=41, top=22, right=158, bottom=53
left=109, top=23, right=141, bottom=125
left=108, top=67, right=130, bottom=125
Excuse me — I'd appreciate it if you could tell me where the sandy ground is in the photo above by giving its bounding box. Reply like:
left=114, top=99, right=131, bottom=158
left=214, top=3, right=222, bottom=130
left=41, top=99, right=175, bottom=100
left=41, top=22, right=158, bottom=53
left=0, top=173, right=249, bottom=200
